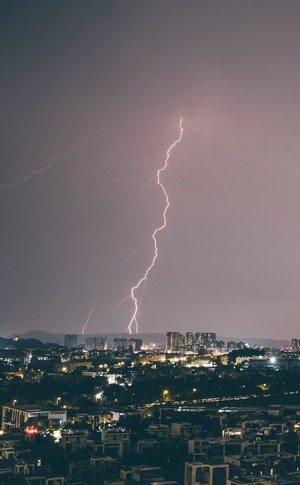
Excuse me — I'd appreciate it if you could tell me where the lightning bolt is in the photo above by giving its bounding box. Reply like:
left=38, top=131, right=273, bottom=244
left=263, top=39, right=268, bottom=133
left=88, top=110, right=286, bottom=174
left=0, top=128, right=102, bottom=189
left=81, top=286, right=102, bottom=335
left=127, top=116, right=183, bottom=334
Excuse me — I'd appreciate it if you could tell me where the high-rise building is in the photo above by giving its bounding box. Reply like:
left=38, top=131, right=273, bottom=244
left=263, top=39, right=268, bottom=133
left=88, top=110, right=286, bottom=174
left=113, top=338, right=128, bottom=351
left=96, top=337, right=108, bottom=351
left=113, top=338, right=141, bottom=352
left=85, top=337, right=97, bottom=350
left=227, top=341, right=236, bottom=351
left=129, top=338, right=143, bottom=351
left=194, top=333, right=216, bottom=351
left=185, top=332, right=194, bottom=351
left=85, top=337, right=107, bottom=351
left=292, top=338, right=300, bottom=350
left=178, top=333, right=186, bottom=353
left=166, top=332, right=185, bottom=353
left=64, top=334, right=77, bottom=348
left=166, top=331, right=218, bottom=353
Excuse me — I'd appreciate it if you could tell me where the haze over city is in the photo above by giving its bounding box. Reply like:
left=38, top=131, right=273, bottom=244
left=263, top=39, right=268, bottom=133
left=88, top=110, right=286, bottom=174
left=2, top=1, right=300, bottom=339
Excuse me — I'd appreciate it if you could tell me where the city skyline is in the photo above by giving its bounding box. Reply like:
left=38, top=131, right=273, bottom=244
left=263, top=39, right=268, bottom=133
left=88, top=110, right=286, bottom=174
left=2, top=1, right=300, bottom=339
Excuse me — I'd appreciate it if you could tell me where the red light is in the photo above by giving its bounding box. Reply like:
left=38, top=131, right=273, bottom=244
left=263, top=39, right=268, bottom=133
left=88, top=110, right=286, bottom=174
left=25, top=426, right=38, bottom=435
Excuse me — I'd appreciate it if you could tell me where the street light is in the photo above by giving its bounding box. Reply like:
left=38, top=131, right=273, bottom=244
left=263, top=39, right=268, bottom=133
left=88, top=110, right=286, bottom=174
left=56, top=397, right=61, bottom=406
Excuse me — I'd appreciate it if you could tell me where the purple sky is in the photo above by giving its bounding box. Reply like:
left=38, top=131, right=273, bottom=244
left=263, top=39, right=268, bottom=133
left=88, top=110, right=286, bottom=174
left=1, top=1, right=300, bottom=339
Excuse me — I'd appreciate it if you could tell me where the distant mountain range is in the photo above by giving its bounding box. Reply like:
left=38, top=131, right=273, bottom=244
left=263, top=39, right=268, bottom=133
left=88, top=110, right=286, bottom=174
left=6, top=330, right=291, bottom=349
left=7, top=330, right=165, bottom=347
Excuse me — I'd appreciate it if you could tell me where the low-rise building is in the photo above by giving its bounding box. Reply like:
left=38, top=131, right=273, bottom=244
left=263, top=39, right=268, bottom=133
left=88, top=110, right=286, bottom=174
left=184, top=460, right=229, bottom=485
left=2, top=404, right=67, bottom=431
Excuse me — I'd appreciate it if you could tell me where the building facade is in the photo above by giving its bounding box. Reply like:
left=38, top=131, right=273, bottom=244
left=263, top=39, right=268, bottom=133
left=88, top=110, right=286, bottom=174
left=64, top=334, right=77, bottom=348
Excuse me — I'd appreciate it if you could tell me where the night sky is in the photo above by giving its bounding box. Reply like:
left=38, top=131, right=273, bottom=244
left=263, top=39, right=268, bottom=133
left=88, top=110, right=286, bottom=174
left=2, top=1, right=300, bottom=339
